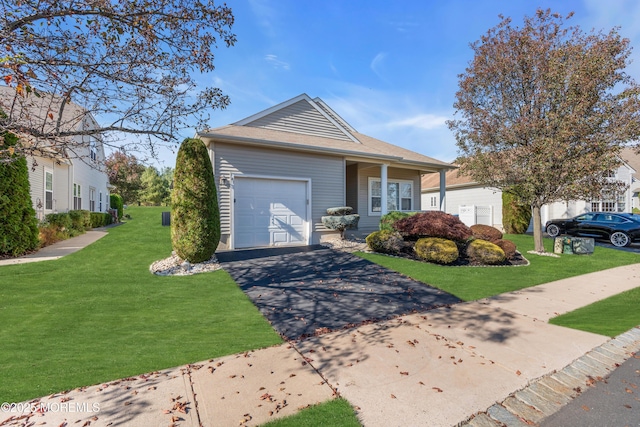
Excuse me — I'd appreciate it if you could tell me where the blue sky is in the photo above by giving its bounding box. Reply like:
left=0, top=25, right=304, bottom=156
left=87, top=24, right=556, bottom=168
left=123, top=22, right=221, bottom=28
left=153, top=0, right=640, bottom=167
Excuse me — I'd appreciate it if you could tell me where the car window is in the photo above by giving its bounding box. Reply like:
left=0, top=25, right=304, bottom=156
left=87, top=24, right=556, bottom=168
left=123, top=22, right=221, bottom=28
left=602, top=214, right=624, bottom=223
left=576, top=214, right=595, bottom=221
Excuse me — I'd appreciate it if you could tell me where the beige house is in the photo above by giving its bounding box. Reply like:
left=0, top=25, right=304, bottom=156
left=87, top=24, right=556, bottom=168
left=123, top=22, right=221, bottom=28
left=0, top=86, right=111, bottom=219
left=197, top=93, right=455, bottom=250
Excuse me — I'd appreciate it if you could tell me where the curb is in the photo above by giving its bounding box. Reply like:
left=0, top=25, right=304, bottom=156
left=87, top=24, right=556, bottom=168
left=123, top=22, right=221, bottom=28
left=460, top=326, right=640, bottom=427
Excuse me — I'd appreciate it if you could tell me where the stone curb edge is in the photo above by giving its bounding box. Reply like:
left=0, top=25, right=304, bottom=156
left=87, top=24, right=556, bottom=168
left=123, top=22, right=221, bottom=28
left=459, top=326, right=640, bottom=427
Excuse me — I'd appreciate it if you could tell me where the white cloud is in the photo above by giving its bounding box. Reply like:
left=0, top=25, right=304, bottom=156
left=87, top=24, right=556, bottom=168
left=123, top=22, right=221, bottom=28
left=388, top=114, right=448, bottom=130
left=265, top=54, right=290, bottom=70
left=370, top=52, right=387, bottom=79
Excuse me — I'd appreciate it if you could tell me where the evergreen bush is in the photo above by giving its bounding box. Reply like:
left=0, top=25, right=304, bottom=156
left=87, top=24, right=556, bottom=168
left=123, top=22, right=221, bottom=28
left=171, top=138, right=220, bottom=263
left=466, top=239, right=506, bottom=265
left=502, top=189, right=532, bottom=234
left=393, top=211, right=472, bottom=242
left=414, top=237, right=459, bottom=264
left=470, top=224, right=503, bottom=242
left=365, top=230, right=404, bottom=254
left=110, top=194, right=124, bottom=220
left=379, top=211, right=418, bottom=232
left=90, top=212, right=113, bottom=228
left=0, top=129, right=40, bottom=256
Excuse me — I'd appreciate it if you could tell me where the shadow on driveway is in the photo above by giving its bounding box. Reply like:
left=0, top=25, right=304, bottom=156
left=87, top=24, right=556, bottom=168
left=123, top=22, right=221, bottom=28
left=218, top=246, right=461, bottom=341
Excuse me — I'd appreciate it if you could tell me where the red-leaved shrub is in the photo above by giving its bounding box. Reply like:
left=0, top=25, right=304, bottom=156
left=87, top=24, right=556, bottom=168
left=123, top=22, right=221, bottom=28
left=494, top=239, right=517, bottom=259
left=393, top=211, right=472, bottom=242
left=470, top=224, right=503, bottom=242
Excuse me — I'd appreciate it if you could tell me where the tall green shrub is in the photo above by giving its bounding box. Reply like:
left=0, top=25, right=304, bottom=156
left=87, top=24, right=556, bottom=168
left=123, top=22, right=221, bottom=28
left=502, top=188, right=532, bottom=234
left=110, top=194, right=124, bottom=220
left=0, top=130, right=39, bottom=256
left=171, top=138, right=220, bottom=263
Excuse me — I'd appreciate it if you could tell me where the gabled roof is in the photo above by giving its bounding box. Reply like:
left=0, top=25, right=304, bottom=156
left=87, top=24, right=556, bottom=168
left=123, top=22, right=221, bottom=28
left=421, top=166, right=473, bottom=191
left=199, top=94, right=454, bottom=173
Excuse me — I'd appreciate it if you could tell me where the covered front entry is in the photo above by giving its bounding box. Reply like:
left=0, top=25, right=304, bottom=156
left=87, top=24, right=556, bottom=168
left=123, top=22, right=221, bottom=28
left=233, top=176, right=309, bottom=249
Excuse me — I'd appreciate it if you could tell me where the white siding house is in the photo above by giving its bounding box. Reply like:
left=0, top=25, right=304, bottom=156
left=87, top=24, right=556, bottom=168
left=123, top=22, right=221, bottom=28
left=422, top=151, right=638, bottom=229
left=1, top=86, right=111, bottom=219
left=198, top=94, right=455, bottom=250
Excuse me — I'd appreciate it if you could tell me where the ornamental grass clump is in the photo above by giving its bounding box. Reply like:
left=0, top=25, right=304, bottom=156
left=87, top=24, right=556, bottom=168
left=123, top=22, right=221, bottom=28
left=466, top=239, right=506, bottom=265
left=171, top=138, right=220, bottom=263
left=414, top=237, right=459, bottom=265
left=393, top=211, right=472, bottom=242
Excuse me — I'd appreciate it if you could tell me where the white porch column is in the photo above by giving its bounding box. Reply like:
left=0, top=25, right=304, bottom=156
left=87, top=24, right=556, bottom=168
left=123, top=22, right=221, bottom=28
left=381, top=164, right=388, bottom=215
left=439, top=169, right=446, bottom=212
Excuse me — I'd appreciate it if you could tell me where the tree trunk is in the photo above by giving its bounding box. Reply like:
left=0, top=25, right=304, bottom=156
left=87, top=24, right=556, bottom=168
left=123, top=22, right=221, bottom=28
left=532, top=205, right=545, bottom=253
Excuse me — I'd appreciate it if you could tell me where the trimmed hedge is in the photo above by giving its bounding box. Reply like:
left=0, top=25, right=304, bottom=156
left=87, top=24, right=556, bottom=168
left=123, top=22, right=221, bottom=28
left=414, top=237, right=459, bottom=265
left=90, top=212, right=113, bottom=228
left=365, top=230, right=404, bottom=255
left=470, top=224, right=503, bottom=242
left=393, top=211, right=473, bottom=242
left=171, top=138, right=220, bottom=263
left=466, top=239, right=506, bottom=265
left=69, top=210, right=92, bottom=232
left=110, top=194, right=124, bottom=221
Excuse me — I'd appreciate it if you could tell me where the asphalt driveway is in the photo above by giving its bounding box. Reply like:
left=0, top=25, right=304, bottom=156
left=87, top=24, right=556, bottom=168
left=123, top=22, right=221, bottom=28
left=218, top=245, right=461, bottom=340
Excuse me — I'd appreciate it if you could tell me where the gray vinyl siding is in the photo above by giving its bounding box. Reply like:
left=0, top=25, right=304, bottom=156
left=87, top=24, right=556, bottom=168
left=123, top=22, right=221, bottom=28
left=245, top=100, right=352, bottom=141
left=356, top=165, right=422, bottom=233
left=212, top=143, right=345, bottom=248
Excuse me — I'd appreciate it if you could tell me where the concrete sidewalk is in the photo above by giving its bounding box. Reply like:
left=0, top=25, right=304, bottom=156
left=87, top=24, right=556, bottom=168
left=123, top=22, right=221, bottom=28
left=0, top=230, right=108, bottom=266
left=2, top=263, right=638, bottom=427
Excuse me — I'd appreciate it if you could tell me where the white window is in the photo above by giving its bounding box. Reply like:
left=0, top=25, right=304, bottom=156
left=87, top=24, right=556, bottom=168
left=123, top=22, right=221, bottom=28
left=368, top=178, right=413, bottom=215
left=89, top=187, right=96, bottom=211
left=99, top=192, right=103, bottom=212
left=73, top=183, right=82, bottom=210
left=430, top=196, right=437, bottom=208
left=45, top=170, right=53, bottom=210
left=90, top=138, right=97, bottom=162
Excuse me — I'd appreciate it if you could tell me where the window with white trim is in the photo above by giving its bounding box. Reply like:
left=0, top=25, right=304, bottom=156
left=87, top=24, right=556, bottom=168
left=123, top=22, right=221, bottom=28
left=45, top=170, right=53, bottom=210
left=430, top=196, right=437, bottom=208
left=90, top=138, right=97, bottom=162
left=368, top=178, right=413, bottom=215
left=89, top=187, right=96, bottom=211
left=99, top=192, right=103, bottom=212
left=73, top=183, right=82, bottom=210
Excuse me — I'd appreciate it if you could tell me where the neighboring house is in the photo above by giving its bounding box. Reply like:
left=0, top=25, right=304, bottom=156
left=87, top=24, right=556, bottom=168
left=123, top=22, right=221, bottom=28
left=421, top=150, right=639, bottom=229
left=0, top=86, right=111, bottom=220
left=197, top=93, right=455, bottom=250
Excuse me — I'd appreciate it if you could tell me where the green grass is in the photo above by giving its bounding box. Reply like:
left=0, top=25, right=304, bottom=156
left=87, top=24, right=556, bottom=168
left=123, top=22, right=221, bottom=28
left=357, top=234, right=640, bottom=301
left=0, top=206, right=282, bottom=402
left=549, top=286, right=640, bottom=337
left=260, top=398, right=361, bottom=427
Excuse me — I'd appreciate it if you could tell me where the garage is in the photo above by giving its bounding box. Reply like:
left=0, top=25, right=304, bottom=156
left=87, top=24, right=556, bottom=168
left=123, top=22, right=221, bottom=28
left=233, top=176, right=309, bottom=249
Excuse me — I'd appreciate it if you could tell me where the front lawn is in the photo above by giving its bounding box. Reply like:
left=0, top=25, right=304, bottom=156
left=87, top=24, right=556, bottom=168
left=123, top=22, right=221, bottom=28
left=0, top=206, right=282, bottom=402
left=357, top=234, right=640, bottom=301
left=549, top=286, right=640, bottom=337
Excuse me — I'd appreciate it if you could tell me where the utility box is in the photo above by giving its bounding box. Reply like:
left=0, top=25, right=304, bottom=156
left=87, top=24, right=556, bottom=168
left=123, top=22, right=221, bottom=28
left=553, top=236, right=594, bottom=255
left=161, top=211, right=171, bottom=226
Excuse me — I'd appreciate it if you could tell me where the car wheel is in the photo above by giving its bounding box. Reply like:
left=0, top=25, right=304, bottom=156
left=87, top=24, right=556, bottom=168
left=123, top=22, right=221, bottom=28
left=546, top=224, right=561, bottom=237
left=610, top=232, right=630, bottom=247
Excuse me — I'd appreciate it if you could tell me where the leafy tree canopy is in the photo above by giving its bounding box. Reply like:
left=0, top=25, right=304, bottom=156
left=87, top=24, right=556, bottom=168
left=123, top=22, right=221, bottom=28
left=0, top=0, right=235, bottom=161
left=448, top=9, right=640, bottom=252
left=105, top=151, right=145, bottom=204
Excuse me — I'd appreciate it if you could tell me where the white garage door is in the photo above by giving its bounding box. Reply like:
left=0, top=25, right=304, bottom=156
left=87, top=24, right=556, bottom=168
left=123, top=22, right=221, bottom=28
left=233, top=177, right=309, bottom=248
